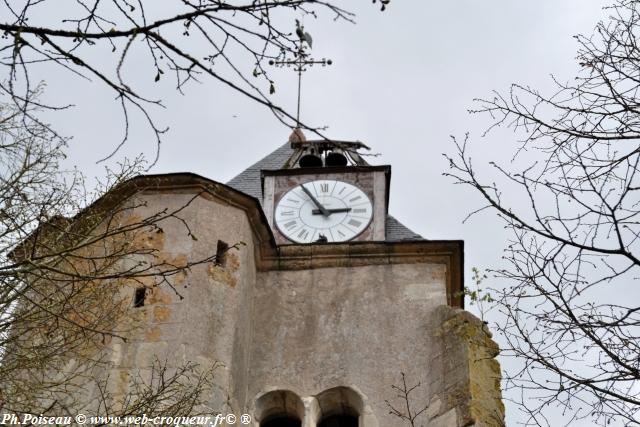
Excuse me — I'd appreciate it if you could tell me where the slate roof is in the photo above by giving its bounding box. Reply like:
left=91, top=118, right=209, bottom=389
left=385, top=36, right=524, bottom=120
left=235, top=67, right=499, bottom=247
left=226, top=142, right=423, bottom=242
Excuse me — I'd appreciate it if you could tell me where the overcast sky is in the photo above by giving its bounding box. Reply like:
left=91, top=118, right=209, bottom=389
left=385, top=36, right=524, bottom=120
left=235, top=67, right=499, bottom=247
left=23, top=1, right=611, bottom=425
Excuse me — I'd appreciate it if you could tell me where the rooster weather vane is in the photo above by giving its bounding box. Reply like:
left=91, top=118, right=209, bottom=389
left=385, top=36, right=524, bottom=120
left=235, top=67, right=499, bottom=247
left=269, top=20, right=332, bottom=128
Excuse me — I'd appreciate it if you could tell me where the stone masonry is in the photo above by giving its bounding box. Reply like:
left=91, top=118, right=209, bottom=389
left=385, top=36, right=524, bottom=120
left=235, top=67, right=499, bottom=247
left=84, top=173, right=505, bottom=427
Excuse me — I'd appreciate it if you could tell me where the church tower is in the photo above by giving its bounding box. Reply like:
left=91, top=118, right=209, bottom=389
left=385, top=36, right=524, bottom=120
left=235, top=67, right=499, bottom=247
left=2, top=17, right=504, bottom=423
left=220, top=130, right=505, bottom=426
left=13, top=130, right=504, bottom=426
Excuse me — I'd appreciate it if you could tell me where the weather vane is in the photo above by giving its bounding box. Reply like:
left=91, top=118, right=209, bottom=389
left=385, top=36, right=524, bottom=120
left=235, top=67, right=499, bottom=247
left=269, top=20, right=332, bottom=128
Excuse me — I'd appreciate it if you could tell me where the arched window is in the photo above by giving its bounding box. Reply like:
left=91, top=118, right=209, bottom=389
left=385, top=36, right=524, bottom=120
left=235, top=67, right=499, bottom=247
left=261, top=416, right=301, bottom=427
left=316, top=387, right=364, bottom=427
left=255, top=390, right=304, bottom=427
left=318, top=414, right=358, bottom=427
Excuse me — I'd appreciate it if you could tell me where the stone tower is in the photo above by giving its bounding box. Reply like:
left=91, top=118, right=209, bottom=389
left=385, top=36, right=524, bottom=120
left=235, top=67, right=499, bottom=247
left=32, top=132, right=504, bottom=426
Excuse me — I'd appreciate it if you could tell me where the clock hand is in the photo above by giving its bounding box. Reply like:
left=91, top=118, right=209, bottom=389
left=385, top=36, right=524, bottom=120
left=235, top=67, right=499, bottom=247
left=311, top=208, right=352, bottom=215
left=301, top=184, right=330, bottom=217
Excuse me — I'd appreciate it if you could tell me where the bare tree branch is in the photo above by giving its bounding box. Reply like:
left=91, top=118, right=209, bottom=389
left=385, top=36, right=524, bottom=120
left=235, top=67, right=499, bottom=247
left=0, top=1, right=389, bottom=165
left=444, top=2, right=640, bottom=424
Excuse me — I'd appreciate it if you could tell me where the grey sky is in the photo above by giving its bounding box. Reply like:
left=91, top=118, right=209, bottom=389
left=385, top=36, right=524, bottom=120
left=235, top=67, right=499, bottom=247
left=26, top=1, right=610, bottom=425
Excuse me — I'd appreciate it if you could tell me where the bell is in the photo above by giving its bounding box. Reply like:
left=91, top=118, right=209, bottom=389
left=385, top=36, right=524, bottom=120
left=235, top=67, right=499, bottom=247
left=299, top=153, right=323, bottom=168
left=325, top=150, right=348, bottom=167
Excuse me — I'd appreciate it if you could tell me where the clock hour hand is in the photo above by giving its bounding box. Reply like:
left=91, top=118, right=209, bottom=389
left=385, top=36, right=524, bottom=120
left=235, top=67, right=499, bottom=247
left=301, top=184, right=330, bottom=217
left=312, top=208, right=352, bottom=215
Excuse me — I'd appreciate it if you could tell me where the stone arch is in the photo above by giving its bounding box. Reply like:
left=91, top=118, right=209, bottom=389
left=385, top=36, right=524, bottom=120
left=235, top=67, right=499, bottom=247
left=254, top=390, right=304, bottom=427
left=314, top=387, right=364, bottom=427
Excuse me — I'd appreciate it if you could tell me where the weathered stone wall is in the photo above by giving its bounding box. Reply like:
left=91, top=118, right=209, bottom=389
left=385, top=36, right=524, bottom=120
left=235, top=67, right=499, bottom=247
left=54, top=186, right=503, bottom=427
left=433, top=307, right=505, bottom=427
left=99, top=190, right=259, bottom=413
left=247, top=263, right=450, bottom=426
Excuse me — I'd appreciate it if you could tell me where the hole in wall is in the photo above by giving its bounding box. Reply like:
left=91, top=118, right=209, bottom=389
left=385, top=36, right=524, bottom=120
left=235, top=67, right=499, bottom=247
left=215, top=240, right=229, bottom=266
left=133, top=287, right=146, bottom=308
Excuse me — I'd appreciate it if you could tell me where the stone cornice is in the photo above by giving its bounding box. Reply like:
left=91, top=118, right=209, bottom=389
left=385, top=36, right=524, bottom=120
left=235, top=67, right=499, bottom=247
left=266, top=240, right=464, bottom=308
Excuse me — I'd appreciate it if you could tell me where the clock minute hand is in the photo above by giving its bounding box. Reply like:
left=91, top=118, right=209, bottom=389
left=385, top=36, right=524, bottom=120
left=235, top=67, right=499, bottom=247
left=301, top=184, right=330, bottom=217
left=312, top=208, right=352, bottom=215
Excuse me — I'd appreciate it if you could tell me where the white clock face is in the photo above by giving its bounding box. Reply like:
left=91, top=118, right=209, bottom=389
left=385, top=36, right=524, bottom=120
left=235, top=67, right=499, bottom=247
left=275, top=179, right=373, bottom=243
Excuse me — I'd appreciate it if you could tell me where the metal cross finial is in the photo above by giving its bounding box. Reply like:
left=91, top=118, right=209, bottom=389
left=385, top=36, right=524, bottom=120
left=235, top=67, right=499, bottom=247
left=269, top=21, right=332, bottom=128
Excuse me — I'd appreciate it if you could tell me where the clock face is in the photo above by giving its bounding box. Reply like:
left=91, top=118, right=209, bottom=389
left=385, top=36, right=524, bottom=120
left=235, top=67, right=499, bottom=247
left=275, top=179, right=373, bottom=243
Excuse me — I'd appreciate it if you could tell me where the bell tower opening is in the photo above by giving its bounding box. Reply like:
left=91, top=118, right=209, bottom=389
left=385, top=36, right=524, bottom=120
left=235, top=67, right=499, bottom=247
left=315, top=387, right=363, bottom=427
left=261, top=416, right=301, bottom=427
left=318, top=414, right=358, bottom=427
left=255, top=390, right=304, bottom=427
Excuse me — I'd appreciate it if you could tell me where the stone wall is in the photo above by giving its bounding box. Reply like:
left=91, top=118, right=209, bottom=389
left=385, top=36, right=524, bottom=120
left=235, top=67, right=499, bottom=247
left=245, top=267, right=504, bottom=426
left=105, top=189, right=504, bottom=426
left=14, top=182, right=503, bottom=427
left=430, top=306, right=505, bottom=427
left=248, top=264, right=428, bottom=425
left=98, top=190, right=260, bottom=413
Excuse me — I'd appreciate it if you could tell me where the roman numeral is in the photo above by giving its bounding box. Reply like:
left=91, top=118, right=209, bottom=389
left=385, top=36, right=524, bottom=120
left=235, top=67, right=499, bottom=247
left=320, top=183, right=329, bottom=193
left=297, top=228, right=310, bottom=239
left=349, top=195, right=362, bottom=202
left=353, top=208, right=367, bottom=214
left=280, top=211, right=294, bottom=216
left=284, top=220, right=298, bottom=230
left=348, top=219, right=362, bottom=227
